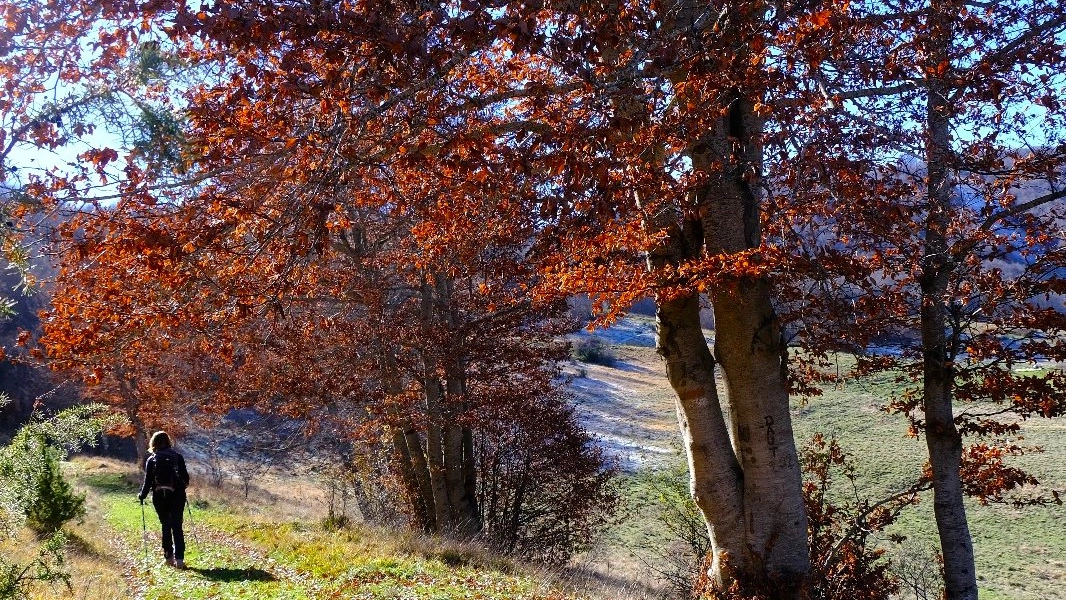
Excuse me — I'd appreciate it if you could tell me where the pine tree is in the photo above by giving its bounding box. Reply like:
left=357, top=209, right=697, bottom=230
left=25, top=441, right=85, bottom=535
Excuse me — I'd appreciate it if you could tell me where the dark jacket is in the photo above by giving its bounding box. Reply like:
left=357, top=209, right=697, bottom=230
left=138, top=448, right=190, bottom=500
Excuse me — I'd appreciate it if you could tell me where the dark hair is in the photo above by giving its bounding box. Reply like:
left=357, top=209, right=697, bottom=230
left=148, top=431, right=172, bottom=453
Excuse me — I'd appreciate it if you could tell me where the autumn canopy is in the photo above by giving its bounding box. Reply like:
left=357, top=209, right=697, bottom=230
left=1, top=1, right=1064, bottom=599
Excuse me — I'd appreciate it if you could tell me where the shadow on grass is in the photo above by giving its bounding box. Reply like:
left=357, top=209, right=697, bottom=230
left=189, top=566, right=277, bottom=582
left=79, top=471, right=138, bottom=493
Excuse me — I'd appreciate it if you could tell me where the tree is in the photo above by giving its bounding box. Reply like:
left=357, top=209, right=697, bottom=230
left=36, top=111, right=616, bottom=553
left=2, top=0, right=838, bottom=594
left=12, top=0, right=1064, bottom=596
left=0, top=404, right=120, bottom=599
left=776, top=3, right=1066, bottom=598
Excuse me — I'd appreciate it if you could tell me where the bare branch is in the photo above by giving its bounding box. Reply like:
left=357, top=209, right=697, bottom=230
left=980, top=188, right=1066, bottom=231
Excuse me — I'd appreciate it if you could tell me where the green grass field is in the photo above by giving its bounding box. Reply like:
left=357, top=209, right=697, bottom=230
left=584, top=339, right=1066, bottom=600
left=2, top=460, right=599, bottom=600
left=791, top=365, right=1066, bottom=600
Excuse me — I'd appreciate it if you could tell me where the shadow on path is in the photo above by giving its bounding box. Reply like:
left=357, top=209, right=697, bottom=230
left=188, top=566, right=277, bottom=582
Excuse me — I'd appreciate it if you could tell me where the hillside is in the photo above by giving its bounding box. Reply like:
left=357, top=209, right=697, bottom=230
left=3, top=314, right=1064, bottom=599
left=0, top=457, right=648, bottom=600
left=568, top=315, right=1066, bottom=600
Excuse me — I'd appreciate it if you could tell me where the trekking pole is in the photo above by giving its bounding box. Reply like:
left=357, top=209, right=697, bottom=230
left=140, top=499, right=149, bottom=565
left=185, top=494, right=197, bottom=543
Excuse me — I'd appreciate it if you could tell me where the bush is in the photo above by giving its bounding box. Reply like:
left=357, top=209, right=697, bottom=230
left=24, top=443, right=85, bottom=535
left=572, top=336, right=616, bottom=366
left=0, top=405, right=120, bottom=600
left=0, top=532, right=70, bottom=600
left=637, top=465, right=712, bottom=599
left=474, top=385, right=619, bottom=564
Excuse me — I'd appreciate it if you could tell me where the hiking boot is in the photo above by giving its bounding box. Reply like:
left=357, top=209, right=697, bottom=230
left=174, top=559, right=187, bottom=570
left=165, top=557, right=176, bottom=567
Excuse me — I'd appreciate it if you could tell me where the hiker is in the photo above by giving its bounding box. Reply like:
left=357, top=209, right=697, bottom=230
left=138, top=431, right=191, bottom=569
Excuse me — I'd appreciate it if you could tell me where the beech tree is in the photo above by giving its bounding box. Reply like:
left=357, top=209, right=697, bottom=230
left=37, top=124, right=615, bottom=556
left=776, top=2, right=1066, bottom=599
left=3, top=0, right=834, bottom=594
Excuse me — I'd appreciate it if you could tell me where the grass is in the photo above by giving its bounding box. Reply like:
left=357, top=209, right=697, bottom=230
left=6, top=316, right=1064, bottom=599
left=787, top=359, right=1066, bottom=600
left=577, top=334, right=1066, bottom=600
left=100, top=460, right=598, bottom=599
left=6, top=458, right=609, bottom=600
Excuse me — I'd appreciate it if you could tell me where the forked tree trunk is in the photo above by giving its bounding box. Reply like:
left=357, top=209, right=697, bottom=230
left=695, top=102, right=810, bottom=593
left=923, top=2, right=977, bottom=596
left=630, top=2, right=807, bottom=592
left=645, top=101, right=809, bottom=595
left=656, top=289, right=750, bottom=582
left=381, top=349, right=437, bottom=530
left=645, top=190, right=808, bottom=595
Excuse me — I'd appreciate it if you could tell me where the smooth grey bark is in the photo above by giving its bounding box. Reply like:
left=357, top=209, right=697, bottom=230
left=656, top=289, right=750, bottom=583
left=693, top=99, right=810, bottom=593
left=423, top=374, right=454, bottom=531
left=922, top=3, right=978, bottom=597
left=642, top=187, right=749, bottom=582
left=624, top=2, right=808, bottom=591
left=382, top=349, right=437, bottom=530
left=644, top=179, right=808, bottom=594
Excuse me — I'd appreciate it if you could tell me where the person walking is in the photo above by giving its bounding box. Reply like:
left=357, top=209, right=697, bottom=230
left=138, top=431, right=191, bottom=569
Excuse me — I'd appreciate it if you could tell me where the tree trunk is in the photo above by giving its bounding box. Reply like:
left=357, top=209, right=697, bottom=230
left=390, top=429, right=434, bottom=530
left=643, top=190, right=803, bottom=592
left=132, top=421, right=149, bottom=468
left=439, top=276, right=481, bottom=535
left=116, top=370, right=149, bottom=467
left=710, top=278, right=809, bottom=592
left=403, top=428, right=437, bottom=528
left=923, top=2, right=978, bottom=596
left=461, top=426, right=478, bottom=522
left=656, top=289, right=751, bottom=584
left=381, top=349, right=437, bottom=530
left=691, top=97, right=809, bottom=594
left=442, top=422, right=479, bottom=534
left=423, top=369, right=453, bottom=531
left=419, top=274, right=481, bottom=536
left=629, top=2, right=807, bottom=591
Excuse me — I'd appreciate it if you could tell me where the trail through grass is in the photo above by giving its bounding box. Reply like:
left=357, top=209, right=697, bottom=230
left=63, top=461, right=584, bottom=600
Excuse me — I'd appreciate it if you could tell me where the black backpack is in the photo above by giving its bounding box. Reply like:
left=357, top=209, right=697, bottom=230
left=153, top=451, right=184, bottom=493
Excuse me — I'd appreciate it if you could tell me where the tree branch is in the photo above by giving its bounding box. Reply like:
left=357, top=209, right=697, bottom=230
left=980, top=187, right=1066, bottom=232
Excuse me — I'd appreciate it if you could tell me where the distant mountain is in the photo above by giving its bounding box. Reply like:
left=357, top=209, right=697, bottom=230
left=0, top=197, right=81, bottom=437
left=0, top=263, right=66, bottom=435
